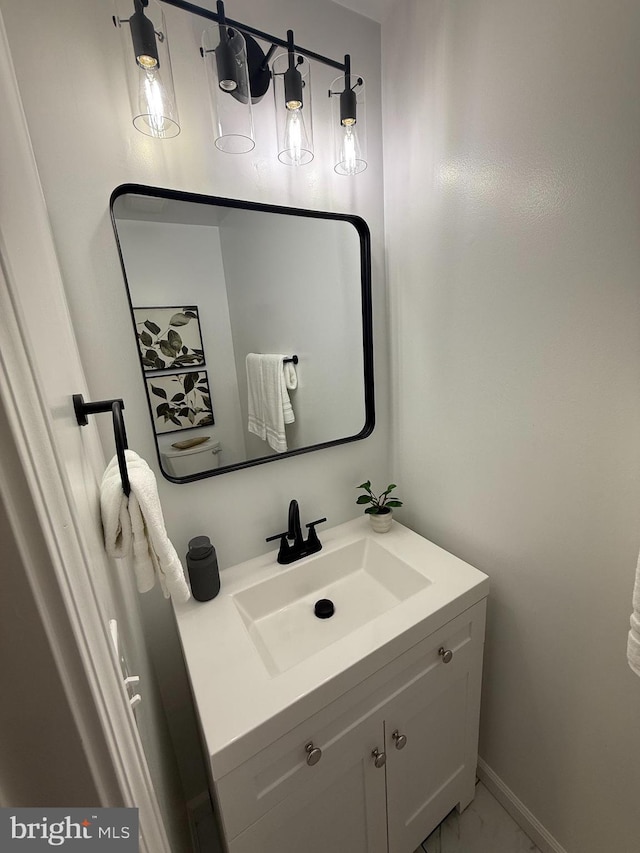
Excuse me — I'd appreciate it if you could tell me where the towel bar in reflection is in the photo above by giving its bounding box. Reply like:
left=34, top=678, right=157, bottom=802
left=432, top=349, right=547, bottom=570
left=283, top=355, right=298, bottom=364
left=73, top=393, right=130, bottom=496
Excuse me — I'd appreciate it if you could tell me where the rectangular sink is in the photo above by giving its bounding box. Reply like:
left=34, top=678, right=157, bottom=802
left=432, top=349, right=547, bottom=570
left=232, top=537, right=431, bottom=676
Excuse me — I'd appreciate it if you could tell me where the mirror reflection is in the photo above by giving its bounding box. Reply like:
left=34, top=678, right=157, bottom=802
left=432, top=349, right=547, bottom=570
left=111, top=186, right=374, bottom=481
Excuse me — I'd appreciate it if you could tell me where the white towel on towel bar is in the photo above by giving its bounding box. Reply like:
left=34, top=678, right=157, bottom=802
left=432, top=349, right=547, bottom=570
left=246, top=353, right=295, bottom=453
left=628, top=547, right=640, bottom=677
left=100, top=449, right=190, bottom=602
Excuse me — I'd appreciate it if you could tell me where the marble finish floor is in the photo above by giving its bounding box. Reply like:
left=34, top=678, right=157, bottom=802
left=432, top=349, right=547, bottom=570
left=415, top=782, right=542, bottom=853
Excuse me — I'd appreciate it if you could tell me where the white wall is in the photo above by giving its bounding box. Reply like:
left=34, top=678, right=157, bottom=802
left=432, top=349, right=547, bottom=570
left=220, top=209, right=365, bottom=458
left=383, top=2, right=640, bottom=851
left=1, top=0, right=386, bottom=806
left=115, top=218, right=246, bottom=467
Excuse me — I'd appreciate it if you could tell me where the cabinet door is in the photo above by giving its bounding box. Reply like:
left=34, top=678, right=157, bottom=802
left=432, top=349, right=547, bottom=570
left=227, top=712, right=387, bottom=853
left=385, top=605, right=484, bottom=853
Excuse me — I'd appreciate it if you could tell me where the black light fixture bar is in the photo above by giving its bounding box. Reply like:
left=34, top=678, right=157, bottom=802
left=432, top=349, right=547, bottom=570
left=159, top=0, right=347, bottom=72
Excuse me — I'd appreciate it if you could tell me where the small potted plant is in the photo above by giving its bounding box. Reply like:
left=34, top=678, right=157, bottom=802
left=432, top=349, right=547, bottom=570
left=356, top=480, right=403, bottom=533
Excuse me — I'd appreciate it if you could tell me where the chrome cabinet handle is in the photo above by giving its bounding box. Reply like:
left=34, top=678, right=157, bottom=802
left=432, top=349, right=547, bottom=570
left=372, top=747, right=386, bottom=768
left=438, top=646, right=453, bottom=664
left=305, top=742, right=322, bottom=766
left=392, top=730, right=407, bottom=750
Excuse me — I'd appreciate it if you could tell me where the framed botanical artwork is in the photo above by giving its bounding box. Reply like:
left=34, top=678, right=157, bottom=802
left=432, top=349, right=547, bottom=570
left=146, top=371, right=214, bottom=434
left=133, top=305, right=205, bottom=372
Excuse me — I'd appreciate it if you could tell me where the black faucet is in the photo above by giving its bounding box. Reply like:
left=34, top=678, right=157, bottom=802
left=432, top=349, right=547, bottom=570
left=266, top=500, right=327, bottom=564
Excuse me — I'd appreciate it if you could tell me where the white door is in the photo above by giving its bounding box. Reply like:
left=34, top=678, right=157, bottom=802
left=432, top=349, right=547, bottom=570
left=227, top=712, right=388, bottom=853
left=0, top=10, right=171, bottom=851
left=384, top=609, right=484, bottom=853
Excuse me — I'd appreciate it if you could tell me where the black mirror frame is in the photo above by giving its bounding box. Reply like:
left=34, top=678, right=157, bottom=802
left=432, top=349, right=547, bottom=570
left=110, top=183, right=375, bottom=482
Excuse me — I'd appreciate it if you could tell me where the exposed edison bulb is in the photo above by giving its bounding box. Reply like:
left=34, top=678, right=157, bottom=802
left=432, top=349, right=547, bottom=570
left=137, top=53, right=158, bottom=70
left=281, top=106, right=312, bottom=166
left=137, top=66, right=178, bottom=138
left=335, top=123, right=366, bottom=176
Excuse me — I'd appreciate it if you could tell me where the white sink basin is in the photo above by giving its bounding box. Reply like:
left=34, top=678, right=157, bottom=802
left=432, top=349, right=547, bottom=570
left=232, top=537, right=431, bottom=675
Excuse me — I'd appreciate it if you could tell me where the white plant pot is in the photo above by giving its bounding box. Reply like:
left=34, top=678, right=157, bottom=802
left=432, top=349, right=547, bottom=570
left=368, top=509, right=393, bottom=533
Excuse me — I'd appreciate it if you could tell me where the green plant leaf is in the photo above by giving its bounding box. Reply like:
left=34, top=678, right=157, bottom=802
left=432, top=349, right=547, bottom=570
left=386, top=484, right=397, bottom=492
left=150, top=384, right=167, bottom=399
left=169, top=312, right=191, bottom=326
left=144, top=320, right=161, bottom=334
left=364, top=507, right=378, bottom=514
left=357, top=480, right=371, bottom=491
left=386, top=500, right=403, bottom=507
left=356, top=495, right=372, bottom=504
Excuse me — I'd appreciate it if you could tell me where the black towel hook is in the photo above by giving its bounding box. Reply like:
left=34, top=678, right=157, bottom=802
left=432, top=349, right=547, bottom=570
left=73, top=394, right=131, bottom=496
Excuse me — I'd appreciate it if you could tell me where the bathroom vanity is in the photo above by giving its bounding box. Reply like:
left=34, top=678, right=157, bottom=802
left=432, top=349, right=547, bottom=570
left=173, top=518, right=489, bottom=853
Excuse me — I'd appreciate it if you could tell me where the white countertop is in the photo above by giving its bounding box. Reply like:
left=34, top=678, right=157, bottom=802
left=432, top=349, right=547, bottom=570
left=172, top=517, right=489, bottom=779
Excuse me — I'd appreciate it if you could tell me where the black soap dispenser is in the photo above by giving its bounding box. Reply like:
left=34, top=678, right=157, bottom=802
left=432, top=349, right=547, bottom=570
left=186, top=536, right=220, bottom=602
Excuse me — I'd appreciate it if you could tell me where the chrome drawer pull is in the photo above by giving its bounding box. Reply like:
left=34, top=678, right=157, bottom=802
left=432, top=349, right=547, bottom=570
left=392, top=730, right=407, bottom=750
left=438, top=646, right=453, bottom=664
left=305, top=742, right=322, bottom=766
left=372, top=747, right=386, bottom=768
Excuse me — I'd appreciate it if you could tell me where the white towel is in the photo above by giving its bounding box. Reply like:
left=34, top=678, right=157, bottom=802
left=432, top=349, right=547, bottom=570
left=246, top=354, right=295, bottom=453
left=100, top=449, right=190, bottom=603
left=628, top=548, right=640, bottom=677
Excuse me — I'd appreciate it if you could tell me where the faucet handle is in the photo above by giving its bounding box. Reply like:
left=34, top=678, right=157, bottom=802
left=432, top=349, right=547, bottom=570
left=266, top=531, right=288, bottom=543
left=306, top=517, right=327, bottom=530
left=266, top=531, right=295, bottom=565
left=305, top=518, right=327, bottom=554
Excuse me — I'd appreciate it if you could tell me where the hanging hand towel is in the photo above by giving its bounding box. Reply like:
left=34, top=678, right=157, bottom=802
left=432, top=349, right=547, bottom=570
left=100, top=449, right=190, bottom=603
left=246, top=353, right=295, bottom=453
left=628, top=547, right=640, bottom=677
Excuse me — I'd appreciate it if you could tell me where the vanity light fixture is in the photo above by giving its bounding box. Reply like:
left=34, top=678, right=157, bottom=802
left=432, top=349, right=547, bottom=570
left=272, top=31, right=314, bottom=166
left=329, top=56, right=367, bottom=175
left=201, top=2, right=255, bottom=153
left=115, top=0, right=366, bottom=174
left=113, top=0, right=180, bottom=138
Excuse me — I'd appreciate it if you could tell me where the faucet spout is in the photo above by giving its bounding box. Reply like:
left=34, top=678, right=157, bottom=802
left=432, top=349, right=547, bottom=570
left=287, top=499, right=304, bottom=549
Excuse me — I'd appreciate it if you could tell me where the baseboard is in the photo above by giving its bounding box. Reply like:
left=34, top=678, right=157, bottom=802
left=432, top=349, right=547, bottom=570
left=477, top=758, right=569, bottom=853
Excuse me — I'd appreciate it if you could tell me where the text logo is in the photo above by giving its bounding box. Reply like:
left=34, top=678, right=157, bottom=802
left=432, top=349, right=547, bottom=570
left=0, top=809, right=138, bottom=851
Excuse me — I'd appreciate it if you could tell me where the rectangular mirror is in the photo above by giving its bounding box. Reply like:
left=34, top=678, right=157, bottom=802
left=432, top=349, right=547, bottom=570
left=111, top=185, right=374, bottom=481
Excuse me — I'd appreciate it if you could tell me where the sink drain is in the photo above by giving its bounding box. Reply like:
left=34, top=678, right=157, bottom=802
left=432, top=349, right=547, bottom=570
left=314, top=598, right=335, bottom=619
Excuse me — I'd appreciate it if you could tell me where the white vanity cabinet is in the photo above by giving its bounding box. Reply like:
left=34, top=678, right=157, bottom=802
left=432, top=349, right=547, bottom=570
left=214, top=599, right=486, bottom=853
